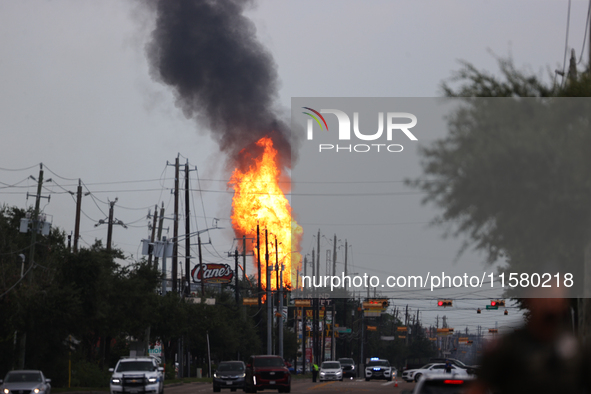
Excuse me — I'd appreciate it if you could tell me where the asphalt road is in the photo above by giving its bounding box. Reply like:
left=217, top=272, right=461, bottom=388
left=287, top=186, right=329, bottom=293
left=164, top=378, right=416, bottom=394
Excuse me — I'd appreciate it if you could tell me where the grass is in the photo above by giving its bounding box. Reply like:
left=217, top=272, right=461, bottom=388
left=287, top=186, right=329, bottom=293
left=164, top=377, right=212, bottom=384
left=51, top=377, right=213, bottom=392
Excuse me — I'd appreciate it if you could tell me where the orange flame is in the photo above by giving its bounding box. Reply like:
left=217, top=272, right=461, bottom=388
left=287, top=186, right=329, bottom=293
left=229, top=136, right=303, bottom=292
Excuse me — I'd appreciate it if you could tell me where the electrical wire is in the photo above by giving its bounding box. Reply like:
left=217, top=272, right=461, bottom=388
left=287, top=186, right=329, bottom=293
left=578, top=0, right=591, bottom=64
left=561, top=0, right=572, bottom=88
left=0, top=164, right=40, bottom=172
left=42, top=164, right=79, bottom=182
left=0, top=178, right=32, bottom=189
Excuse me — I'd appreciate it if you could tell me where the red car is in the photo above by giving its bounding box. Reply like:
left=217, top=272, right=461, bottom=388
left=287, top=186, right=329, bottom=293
left=244, top=355, right=291, bottom=393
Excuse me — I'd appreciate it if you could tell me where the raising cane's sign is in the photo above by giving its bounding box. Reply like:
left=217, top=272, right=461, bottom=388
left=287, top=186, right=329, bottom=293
left=191, top=263, right=234, bottom=284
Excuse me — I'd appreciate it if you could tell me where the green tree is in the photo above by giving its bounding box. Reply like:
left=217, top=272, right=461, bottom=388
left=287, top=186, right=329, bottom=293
left=409, top=59, right=591, bottom=291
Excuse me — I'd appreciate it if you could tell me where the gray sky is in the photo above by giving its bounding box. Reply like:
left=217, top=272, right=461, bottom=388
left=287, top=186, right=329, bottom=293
left=1, top=0, right=588, bottom=333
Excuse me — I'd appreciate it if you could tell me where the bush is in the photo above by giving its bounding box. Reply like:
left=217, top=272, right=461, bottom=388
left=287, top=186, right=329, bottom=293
left=70, top=360, right=111, bottom=388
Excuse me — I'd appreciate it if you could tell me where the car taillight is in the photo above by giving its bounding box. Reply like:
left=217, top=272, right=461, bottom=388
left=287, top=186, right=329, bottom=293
left=443, top=380, right=464, bottom=385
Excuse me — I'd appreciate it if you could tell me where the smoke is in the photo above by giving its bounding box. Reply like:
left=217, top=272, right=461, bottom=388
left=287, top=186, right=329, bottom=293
left=144, top=0, right=293, bottom=171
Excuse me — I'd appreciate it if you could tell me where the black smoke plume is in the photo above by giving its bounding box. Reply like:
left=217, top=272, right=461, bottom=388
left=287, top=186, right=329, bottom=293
left=145, top=0, right=292, bottom=171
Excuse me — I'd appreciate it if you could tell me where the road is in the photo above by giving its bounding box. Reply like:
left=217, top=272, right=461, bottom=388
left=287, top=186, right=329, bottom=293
left=164, top=378, right=416, bottom=394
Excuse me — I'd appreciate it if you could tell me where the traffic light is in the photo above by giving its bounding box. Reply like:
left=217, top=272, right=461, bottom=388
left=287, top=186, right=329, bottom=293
left=488, top=328, right=498, bottom=333
left=477, top=308, right=481, bottom=314
left=490, top=300, right=497, bottom=306
left=448, top=328, right=454, bottom=333
left=437, top=299, right=453, bottom=307
left=491, top=299, right=506, bottom=307
left=504, top=309, right=508, bottom=315
left=363, top=299, right=389, bottom=309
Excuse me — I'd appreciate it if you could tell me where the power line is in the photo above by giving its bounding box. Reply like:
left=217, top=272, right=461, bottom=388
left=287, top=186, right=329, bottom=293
left=578, top=0, right=591, bottom=64
left=561, top=0, right=573, bottom=88
left=0, top=164, right=39, bottom=172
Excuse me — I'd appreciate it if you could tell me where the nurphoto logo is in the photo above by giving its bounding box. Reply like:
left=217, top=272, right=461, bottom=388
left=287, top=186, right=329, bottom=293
left=302, top=107, right=418, bottom=153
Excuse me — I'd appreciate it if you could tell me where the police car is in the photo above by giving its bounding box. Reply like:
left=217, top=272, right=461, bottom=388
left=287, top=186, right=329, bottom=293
left=364, top=358, right=394, bottom=381
left=109, top=356, right=164, bottom=394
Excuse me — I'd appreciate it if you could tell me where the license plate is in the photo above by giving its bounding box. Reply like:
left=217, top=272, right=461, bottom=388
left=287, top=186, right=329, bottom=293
left=270, top=381, right=275, bottom=385
left=226, top=382, right=232, bottom=385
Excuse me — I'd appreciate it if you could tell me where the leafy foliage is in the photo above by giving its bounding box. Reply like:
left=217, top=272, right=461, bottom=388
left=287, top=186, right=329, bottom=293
left=409, top=59, right=591, bottom=287
left=0, top=205, right=262, bottom=387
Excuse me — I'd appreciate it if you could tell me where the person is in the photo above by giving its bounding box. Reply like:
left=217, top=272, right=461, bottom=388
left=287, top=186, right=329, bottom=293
left=467, top=287, right=590, bottom=394
left=444, top=359, right=452, bottom=373
left=311, top=362, right=319, bottom=382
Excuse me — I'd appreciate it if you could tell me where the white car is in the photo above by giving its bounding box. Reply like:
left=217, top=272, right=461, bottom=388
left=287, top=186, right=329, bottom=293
left=319, top=361, right=343, bottom=381
left=364, top=358, right=393, bottom=381
left=109, top=357, right=164, bottom=394
left=405, top=363, right=470, bottom=383
left=412, top=374, right=475, bottom=393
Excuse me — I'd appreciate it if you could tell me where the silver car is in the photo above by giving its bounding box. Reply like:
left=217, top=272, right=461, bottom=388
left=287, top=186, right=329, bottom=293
left=0, top=370, right=51, bottom=394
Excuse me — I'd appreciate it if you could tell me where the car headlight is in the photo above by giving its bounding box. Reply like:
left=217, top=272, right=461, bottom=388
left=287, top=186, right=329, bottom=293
left=351, top=366, right=355, bottom=370
left=4, top=389, right=9, bottom=394
left=34, top=389, right=40, bottom=394
left=239, top=373, right=246, bottom=378
left=213, top=373, right=218, bottom=378
left=320, top=372, right=325, bottom=376
left=148, top=377, right=157, bottom=383
left=111, top=378, right=121, bottom=384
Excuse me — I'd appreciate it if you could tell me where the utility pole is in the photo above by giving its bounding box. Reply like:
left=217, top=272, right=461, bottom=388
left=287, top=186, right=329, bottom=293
left=331, top=302, right=336, bottom=360
left=275, top=237, right=280, bottom=356
left=344, top=240, right=348, bottom=290
left=184, top=161, right=191, bottom=296
left=242, top=235, right=247, bottom=281
left=321, top=305, right=326, bottom=361
left=234, top=248, right=240, bottom=304
left=19, top=164, right=49, bottom=369
left=301, top=307, right=306, bottom=374
left=161, top=236, right=169, bottom=295
left=154, top=203, right=165, bottom=269
left=332, top=234, right=337, bottom=276
left=106, top=200, right=115, bottom=252
left=73, top=179, right=82, bottom=252
left=317, top=229, right=320, bottom=281
left=360, top=307, right=365, bottom=366
left=198, top=234, right=204, bottom=296
left=405, top=305, right=409, bottom=346
left=311, top=248, right=315, bottom=280
left=279, top=257, right=284, bottom=358
left=313, top=297, right=319, bottom=364
left=303, top=256, right=307, bottom=278
left=99, top=199, right=126, bottom=252
left=147, top=204, right=158, bottom=267
left=27, top=164, right=48, bottom=280
left=257, top=225, right=262, bottom=310
left=172, top=157, right=179, bottom=293
left=266, top=229, right=272, bottom=354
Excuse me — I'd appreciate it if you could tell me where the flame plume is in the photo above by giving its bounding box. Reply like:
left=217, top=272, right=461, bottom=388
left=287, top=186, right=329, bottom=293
left=229, top=136, right=303, bottom=292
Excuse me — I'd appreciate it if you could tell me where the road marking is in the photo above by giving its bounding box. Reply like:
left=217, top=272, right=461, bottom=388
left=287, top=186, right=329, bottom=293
left=307, top=381, right=335, bottom=390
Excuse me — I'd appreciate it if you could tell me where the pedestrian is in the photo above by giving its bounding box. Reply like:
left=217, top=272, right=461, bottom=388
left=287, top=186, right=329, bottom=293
left=466, top=286, right=591, bottom=394
left=312, top=362, right=319, bottom=382
left=445, top=359, right=452, bottom=373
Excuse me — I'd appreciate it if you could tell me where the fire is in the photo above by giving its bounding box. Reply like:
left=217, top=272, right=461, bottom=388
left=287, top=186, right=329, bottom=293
left=229, top=136, right=303, bottom=292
